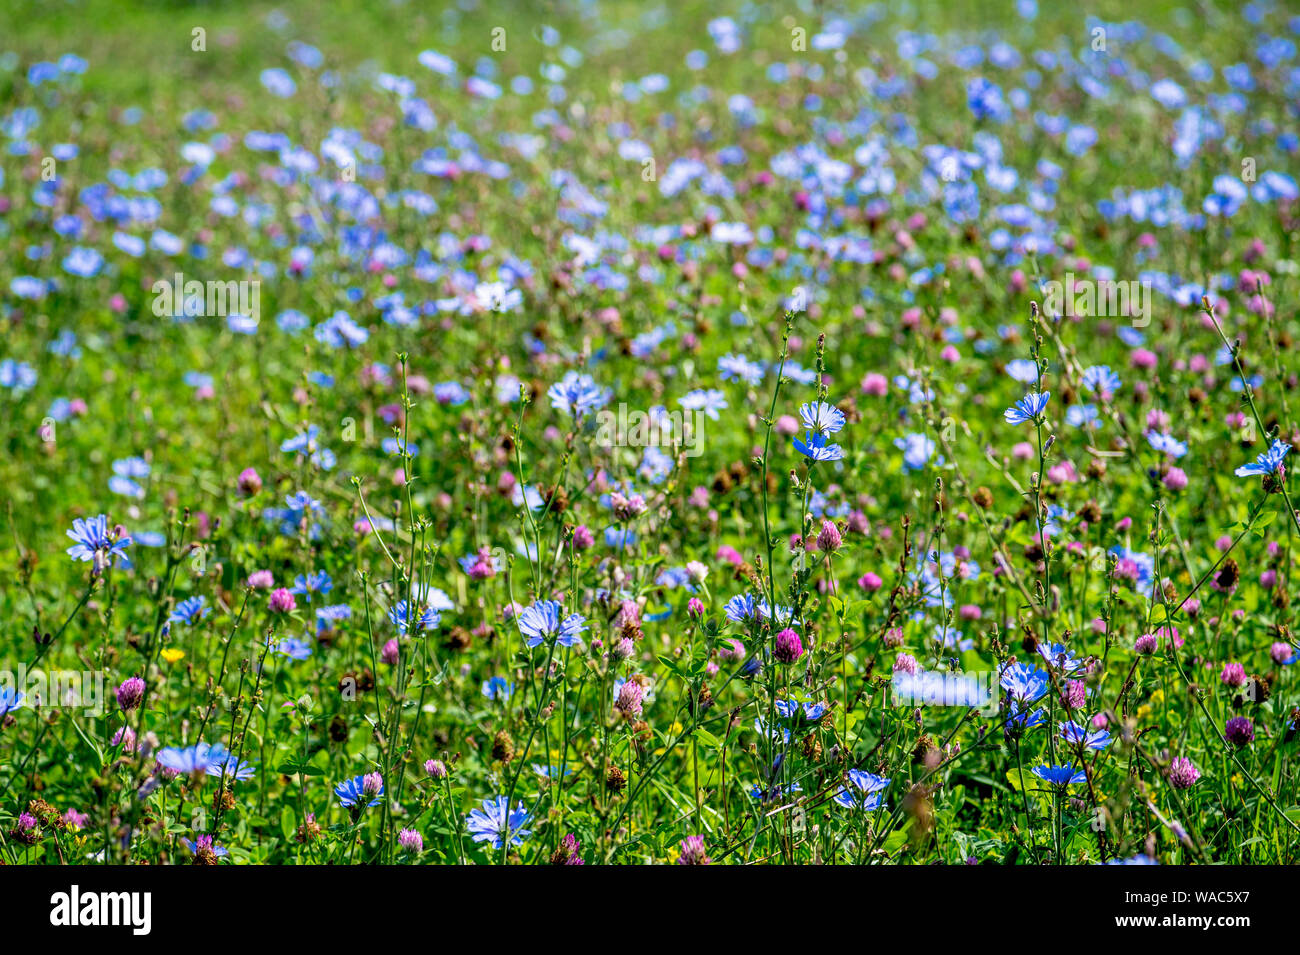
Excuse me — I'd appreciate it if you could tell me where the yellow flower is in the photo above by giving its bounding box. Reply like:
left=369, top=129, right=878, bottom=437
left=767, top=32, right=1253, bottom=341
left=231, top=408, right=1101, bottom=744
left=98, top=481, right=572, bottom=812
left=161, top=648, right=185, bottom=663
left=1135, top=704, right=1151, bottom=721
left=1150, top=688, right=1164, bottom=706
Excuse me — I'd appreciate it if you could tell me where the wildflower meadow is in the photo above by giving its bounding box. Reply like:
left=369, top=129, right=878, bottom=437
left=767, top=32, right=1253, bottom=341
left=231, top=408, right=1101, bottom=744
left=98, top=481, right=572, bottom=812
left=1, top=0, right=1299, bottom=891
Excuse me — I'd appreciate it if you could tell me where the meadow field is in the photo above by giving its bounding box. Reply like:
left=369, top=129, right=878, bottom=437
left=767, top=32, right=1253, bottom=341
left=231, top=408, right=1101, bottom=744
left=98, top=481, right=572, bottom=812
left=1, top=0, right=1298, bottom=867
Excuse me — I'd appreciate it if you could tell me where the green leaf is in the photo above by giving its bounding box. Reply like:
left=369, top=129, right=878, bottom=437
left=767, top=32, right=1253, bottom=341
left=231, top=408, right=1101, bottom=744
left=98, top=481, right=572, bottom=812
left=657, top=654, right=686, bottom=680
left=276, top=761, right=323, bottom=776
left=694, top=727, right=722, bottom=749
